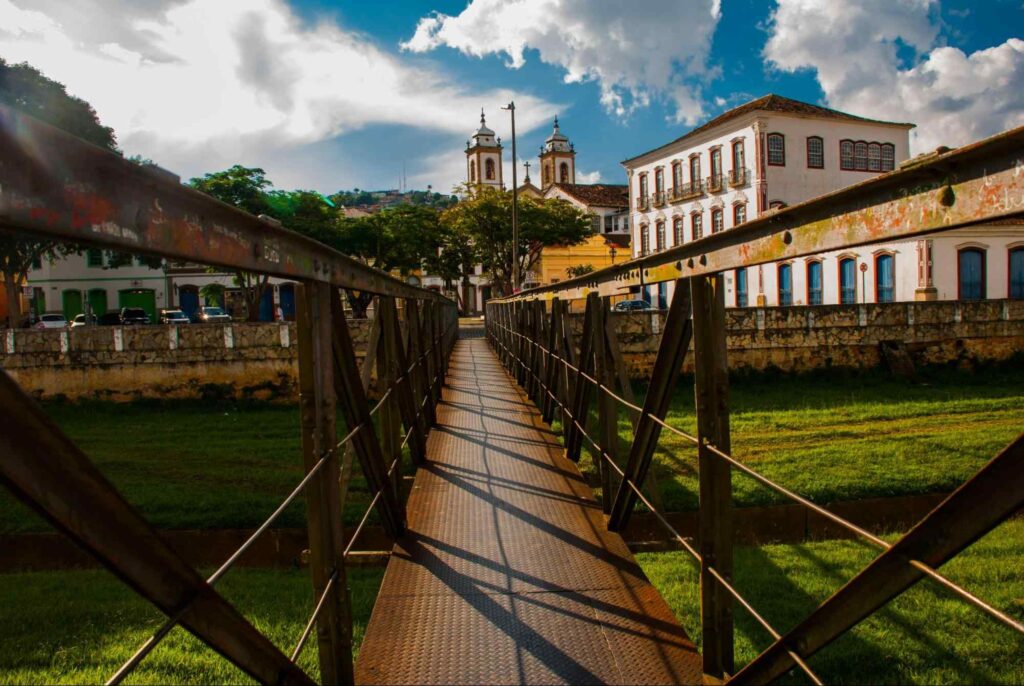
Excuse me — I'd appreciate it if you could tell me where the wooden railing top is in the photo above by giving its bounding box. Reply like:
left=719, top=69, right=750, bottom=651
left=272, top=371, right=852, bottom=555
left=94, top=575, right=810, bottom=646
left=0, top=104, right=452, bottom=303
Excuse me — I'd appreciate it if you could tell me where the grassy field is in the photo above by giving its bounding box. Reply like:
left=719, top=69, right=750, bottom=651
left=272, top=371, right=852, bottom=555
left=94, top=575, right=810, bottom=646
left=0, top=400, right=400, bottom=534
left=637, top=518, right=1024, bottom=685
left=1, top=363, right=1021, bottom=534
left=572, top=363, right=1024, bottom=511
left=0, top=566, right=385, bottom=685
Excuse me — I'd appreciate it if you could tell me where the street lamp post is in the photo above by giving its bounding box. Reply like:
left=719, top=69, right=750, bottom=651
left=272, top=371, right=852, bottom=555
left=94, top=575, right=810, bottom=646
left=502, top=101, right=519, bottom=293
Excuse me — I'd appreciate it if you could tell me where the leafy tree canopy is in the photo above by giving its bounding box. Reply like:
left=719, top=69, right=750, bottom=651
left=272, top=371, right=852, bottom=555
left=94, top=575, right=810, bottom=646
left=440, top=184, right=590, bottom=295
left=0, top=58, right=119, bottom=326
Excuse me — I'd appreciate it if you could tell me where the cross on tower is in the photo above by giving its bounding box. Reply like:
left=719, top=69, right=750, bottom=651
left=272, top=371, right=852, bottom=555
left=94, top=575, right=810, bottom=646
left=523, top=161, right=531, bottom=184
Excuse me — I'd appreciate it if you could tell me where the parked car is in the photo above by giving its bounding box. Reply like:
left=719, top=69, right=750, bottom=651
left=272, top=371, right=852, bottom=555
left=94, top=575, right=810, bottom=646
left=70, top=313, right=97, bottom=328
left=197, top=306, right=231, bottom=324
left=98, top=312, right=123, bottom=326
left=613, top=299, right=653, bottom=312
left=159, top=309, right=191, bottom=325
left=120, top=307, right=150, bottom=325
left=34, top=313, right=68, bottom=329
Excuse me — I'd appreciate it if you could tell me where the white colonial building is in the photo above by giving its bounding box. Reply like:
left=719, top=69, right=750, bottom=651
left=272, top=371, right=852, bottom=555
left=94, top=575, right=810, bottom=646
left=623, top=94, right=1024, bottom=308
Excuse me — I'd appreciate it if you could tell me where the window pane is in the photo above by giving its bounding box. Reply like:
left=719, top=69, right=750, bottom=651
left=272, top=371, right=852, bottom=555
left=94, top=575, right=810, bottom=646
left=958, top=250, right=985, bottom=300
left=807, top=261, right=823, bottom=305
left=768, top=134, right=785, bottom=165
left=881, top=144, right=895, bottom=171
left=778, top=264, right=792, bottom=306
left=1010, top=249, right=1024, bottom=299
left=840, top=141, right=854, bottom=170
left=840, top=258, right=856, bottom=304
left=712, top=210, right=723, bottom=234
left=674, top=218, right=684, bottom=244
left=656, top=222, right=665, bottom=250
left=807, top=137, right=823, bottom=168
left=876, top=254, right=894, bottom=302
left=868, top=143, right=881, bottom=171
left=855, top=142, right=868, bottom=171
left=86, top=249, right=103, bottom=267
left=736, top=268, right=747, bottom=307
left=734, top=204, right=746, bottom=225
left=692, top=214, right=702, bottom=240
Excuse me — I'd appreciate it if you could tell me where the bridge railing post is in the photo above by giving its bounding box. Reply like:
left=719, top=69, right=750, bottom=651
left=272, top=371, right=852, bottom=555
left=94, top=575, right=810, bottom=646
left=296, top=282, right=354, bottom=686
left=691, top=273, right=734, bottom=678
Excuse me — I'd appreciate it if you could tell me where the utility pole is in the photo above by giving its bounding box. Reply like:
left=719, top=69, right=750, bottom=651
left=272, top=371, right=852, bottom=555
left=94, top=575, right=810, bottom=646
left=502, top=101, right=519, bottom=293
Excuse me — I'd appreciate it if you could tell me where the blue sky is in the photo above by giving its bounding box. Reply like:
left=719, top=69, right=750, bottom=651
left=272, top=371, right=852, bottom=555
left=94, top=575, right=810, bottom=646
left=1, top=0, right=1021, bottom=194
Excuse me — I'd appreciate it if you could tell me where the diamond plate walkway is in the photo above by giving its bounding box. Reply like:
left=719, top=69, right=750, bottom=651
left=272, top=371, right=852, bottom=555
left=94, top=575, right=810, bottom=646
left=354, top=338, right=702, bottom=685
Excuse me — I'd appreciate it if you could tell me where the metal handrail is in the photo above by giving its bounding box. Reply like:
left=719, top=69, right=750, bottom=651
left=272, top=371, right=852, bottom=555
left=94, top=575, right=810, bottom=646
left=485, top=317, right=1024, bottom=647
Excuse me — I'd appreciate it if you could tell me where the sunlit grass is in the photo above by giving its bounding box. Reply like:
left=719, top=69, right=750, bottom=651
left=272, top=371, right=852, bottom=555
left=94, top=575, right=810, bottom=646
left=0, top=566, right=384, bottom=685
left=638, top=518, right=1024, bottom=685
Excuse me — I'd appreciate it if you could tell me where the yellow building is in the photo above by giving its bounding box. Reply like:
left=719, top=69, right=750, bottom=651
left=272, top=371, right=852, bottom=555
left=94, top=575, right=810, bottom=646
left=522, top=181, right=631, bottom=287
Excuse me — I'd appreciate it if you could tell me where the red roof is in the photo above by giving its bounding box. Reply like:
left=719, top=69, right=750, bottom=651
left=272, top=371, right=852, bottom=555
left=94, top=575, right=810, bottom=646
left=623, top=94, right=915, bottom=165
left=549, top=183, right=629, bottom=208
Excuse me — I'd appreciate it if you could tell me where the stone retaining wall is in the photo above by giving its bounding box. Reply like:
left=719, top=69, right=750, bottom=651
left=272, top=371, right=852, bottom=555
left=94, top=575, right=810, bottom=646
left=0, top=321, right=371, bottom=401
left=3, top=300, right=1022, bottom=400
left=570, top=299, right=1024, bottom=378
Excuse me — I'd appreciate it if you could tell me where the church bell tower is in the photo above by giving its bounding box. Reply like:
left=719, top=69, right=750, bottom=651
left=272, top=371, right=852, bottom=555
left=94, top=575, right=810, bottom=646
left=465, top=109, right=504, bottom=190
left=539, top=116, right=575, bottom=190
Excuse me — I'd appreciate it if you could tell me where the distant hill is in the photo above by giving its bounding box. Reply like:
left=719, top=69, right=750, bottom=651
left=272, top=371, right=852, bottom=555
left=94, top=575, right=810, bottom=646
left=330, top=188, right=458, bottom=211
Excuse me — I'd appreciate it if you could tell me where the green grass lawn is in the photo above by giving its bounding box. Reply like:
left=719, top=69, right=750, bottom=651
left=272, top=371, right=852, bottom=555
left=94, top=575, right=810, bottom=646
left=0, top=566, right=385, bottom=685
left=571, top=363, right=1024, bottom=511
left=637, top=518, right=1024, bottom=685
left=0, top=400, right=405, bottom=534
left=1, top=363, right=1021, bottom=534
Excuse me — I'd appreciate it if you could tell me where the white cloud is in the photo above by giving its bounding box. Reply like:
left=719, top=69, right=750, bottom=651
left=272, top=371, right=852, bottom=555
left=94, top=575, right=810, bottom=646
left=764, top=0, right=1024, bottom=152
left=0, top=0, right=559, bottom=191
left=403, top=0, right=722, bottom=124
left=576, top=169, right=602, bottom=184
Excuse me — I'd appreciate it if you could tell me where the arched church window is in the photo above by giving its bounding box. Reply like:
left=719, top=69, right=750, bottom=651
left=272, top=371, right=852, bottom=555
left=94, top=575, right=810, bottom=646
left=485, top=158, right=495, bottom=180
left=470, top=160, right=476, bottom=182
left=560, top=162, right=569, bottom=183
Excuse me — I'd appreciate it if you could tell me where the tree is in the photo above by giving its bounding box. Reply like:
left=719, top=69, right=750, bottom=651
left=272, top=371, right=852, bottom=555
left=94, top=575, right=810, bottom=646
left=566, top=264, right=595, bottom=278
left=440, top=185, right=591, bottom=295
left=335, top=205, right=443, bottom=317
left=188, top=166, right=276, bottom=321
left=0, top=58, right=119, bottom=327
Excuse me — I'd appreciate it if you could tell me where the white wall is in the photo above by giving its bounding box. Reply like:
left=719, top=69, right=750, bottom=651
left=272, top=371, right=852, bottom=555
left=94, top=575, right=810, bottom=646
left=761, top=115, right=912, bottom=207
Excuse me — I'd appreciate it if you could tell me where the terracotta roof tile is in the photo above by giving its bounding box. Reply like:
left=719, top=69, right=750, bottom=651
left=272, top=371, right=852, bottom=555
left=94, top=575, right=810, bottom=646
left=623, top=94, right=916, bottom=165
left=550, top=183, right=629, bottom=208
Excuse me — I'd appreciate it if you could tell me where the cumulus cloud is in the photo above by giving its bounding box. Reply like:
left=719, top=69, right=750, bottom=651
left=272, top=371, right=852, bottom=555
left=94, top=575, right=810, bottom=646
left=764, top=0, right=1024, bottom=152
left=0, top=0, right=558, bottom=190
left=403, top=0, right=722, bottom=124
left=576, top=169, right=602, bottom=184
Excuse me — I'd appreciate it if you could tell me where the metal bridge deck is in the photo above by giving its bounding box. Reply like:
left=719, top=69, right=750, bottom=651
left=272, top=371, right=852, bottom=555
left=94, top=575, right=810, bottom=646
left=355, top=338, right=702, bottom=685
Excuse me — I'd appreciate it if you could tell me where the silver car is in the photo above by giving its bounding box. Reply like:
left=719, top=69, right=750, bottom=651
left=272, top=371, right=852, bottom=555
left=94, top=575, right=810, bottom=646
left=35, top=314, right=68, bottom=329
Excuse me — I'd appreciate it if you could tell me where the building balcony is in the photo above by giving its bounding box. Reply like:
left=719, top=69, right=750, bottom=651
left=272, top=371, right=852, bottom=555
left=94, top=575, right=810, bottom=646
left=706, top=174, right=724, bottom=194
left=651, top=191, right=666, bottom=208
left=669, top=180, right=703, bottom=203
left=729, top=167, right=751, bottom=188
left=636, top=195, right=650, bottom=211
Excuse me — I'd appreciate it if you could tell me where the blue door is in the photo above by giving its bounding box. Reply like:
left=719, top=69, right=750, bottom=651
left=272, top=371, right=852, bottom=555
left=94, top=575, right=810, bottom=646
left=259, top=287, right=275, bottom=322
left=657, top=283, right=667, bottom=309
left=807, top=261, right=823, bottom=305
left=778, top=263, right=792, bottom=306
left=642, top=285, right=651, bottom=304
left=179, top=286, right=200, bottom=320
left=839, top=258, right=856, bottom=304
left=1011, top=249, right=1024, bottom=299
left=958, top=249, right=984, bottom=300
left=735, top=268, right=747, bottom=307
left=876, top=254, right=894, bottom=303
left=279, top=284, right=296, bottom=320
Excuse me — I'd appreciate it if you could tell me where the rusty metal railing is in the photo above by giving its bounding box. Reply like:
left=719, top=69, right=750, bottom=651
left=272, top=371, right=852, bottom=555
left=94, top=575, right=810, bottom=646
left=0, top=104, right=459, bottom=685
left=485, top=123, right=1024, bottom=683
